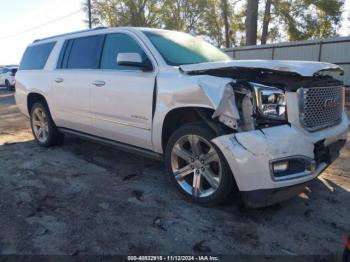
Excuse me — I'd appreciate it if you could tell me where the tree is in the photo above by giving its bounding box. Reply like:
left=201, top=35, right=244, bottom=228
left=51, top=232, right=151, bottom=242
left=83, top=0, right=161, bottom=27
left=245, top=0, right=259, bottom=45
left=221, top=0, right=230, bottom=47
left=203, top=0, right=245, bottom=47
left=230, top=2, right=247, bottom=46
left=83, top=0, right=246, bottom=48
left=200, top=0, right=225, bottom=46
left=161, top=0, right=207, bottom=32
left=83, top=0, right=345, bottom=47
left=161, top=0, right=186, bottom=31
left=261, top=0, right=271, bottom=44
left=259, top=0, right=344, bottom=43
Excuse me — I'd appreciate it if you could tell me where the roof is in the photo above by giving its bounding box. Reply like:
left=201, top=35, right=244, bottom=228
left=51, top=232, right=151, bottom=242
left=0, top=65, right=18, bottom=69
left=33, top=26, right=108, bottom=43
left=32, top=26, right=172, bottom=44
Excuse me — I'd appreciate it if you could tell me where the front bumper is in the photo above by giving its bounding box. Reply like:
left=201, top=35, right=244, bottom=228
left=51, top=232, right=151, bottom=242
left=212, top=112, right=348, bottom=207
left=242, top=139, right=346, bottom=208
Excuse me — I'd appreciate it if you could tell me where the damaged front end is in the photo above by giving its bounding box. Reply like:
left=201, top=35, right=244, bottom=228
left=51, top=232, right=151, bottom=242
left=210, top=80, right=289, bottom=132
left=188, top=64, right=345, bottom=133
left=181, top=63, right=348, bottom=207
left=197, top=74, right=290, bottom=133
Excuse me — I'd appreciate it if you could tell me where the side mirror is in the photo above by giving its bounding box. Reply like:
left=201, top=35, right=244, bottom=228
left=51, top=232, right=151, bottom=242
left=116, top=53, right=152, bottom=71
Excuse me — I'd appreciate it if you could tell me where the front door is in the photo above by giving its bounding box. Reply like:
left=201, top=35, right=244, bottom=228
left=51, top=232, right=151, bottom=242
left=90, top=33, right=157, bottom=150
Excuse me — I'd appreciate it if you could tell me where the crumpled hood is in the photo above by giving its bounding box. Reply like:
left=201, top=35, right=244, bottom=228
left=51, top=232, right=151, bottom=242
left=180, top=60, right=344, bottom=77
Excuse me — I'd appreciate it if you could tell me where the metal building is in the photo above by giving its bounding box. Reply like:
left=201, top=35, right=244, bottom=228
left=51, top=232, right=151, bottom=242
left=222, top=36, right=350, bottom=87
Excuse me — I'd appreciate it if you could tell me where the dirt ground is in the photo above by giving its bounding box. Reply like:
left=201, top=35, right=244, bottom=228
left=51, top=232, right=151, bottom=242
left=0, top=87, right=349, bottom=258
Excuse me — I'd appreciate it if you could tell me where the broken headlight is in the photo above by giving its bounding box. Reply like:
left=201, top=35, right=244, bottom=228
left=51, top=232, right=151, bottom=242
left=251, top=83, right=286, bottom=120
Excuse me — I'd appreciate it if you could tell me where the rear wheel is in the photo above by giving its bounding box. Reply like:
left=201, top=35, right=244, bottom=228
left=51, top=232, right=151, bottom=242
left=30, top=102, right=64, bottom=147
left=165, top=123, right=234, bottom=206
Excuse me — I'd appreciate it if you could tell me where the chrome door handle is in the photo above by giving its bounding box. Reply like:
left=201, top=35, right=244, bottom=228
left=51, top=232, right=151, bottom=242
left=54, top=78, right=63, bottom=83
left=92, top=80, right=105, bottom=87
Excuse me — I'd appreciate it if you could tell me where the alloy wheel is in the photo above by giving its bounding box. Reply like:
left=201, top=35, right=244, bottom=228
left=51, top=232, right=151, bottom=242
left=32, top=107, right=49, bottom=143
left=170, top=134, right=222, bottom=198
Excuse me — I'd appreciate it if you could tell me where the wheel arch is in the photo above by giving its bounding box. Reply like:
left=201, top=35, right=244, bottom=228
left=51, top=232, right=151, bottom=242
left=161, top=106, right=218, bottom=152
left=27, top=92, right=49, bottom=115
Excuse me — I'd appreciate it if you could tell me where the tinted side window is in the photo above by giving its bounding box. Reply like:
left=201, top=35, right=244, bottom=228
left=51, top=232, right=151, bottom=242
left=20, top=42, right=56, bottom=70
left=66, top=35, right=104, bottom=69
left=101, top=33, right=148, bottom=70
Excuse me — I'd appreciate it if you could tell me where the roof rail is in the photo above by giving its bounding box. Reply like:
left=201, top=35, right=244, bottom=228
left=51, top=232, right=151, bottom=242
left=33, top=26, right=108, bottom=43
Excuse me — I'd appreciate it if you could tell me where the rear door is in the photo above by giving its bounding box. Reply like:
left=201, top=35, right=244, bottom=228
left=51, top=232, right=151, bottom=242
left=51, top=34, right=104, bottom=133
left=90, top=32, right=157, bottom=150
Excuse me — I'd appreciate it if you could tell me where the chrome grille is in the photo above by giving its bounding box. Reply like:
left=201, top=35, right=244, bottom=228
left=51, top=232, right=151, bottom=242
left=298, top=86, right=343, bottom=131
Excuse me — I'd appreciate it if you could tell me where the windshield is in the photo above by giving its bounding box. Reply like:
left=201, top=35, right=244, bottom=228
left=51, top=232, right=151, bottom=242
left=143, top=30, right=230, bottom=66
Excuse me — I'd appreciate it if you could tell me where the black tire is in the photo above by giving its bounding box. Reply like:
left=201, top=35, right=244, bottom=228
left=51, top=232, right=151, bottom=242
left=165, top=123, right=234, bottom=206
left=30, top=102, right=64, bottom=147
left=5, top=80, right=11, bottom=91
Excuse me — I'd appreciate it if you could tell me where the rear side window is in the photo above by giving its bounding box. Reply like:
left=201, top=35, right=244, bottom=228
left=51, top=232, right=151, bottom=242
left=60, top=35, right=104, bottom=69
left=20, top=42, right=56, bottom=70
left=100, top=33, right=148, bottom=70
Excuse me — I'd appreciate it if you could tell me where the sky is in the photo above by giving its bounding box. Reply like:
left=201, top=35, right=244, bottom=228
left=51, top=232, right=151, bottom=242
left=0, top=0, right=86, bottom=65
left=0, top=0, right=349, bottom=65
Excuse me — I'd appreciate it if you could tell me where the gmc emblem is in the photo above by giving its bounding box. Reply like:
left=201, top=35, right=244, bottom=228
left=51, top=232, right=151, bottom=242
left=323, top=97, right=340, bottom=109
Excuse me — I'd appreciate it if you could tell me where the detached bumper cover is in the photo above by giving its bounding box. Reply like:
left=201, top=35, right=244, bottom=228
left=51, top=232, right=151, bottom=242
left=212, top=113, right=348, bottom=206
left=241, top=182, right=309, bottom=208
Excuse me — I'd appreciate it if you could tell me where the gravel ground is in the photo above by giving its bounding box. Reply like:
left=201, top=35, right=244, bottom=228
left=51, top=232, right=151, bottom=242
left=0, top=87, right=349, bottom=258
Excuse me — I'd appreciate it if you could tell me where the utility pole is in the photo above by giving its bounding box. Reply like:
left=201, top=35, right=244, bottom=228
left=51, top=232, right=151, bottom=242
left=88, top=0, right=92, bottom=29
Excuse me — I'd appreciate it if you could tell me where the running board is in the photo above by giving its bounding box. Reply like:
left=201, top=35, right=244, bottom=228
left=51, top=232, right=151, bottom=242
left=58, top=127, right=163, bottom=161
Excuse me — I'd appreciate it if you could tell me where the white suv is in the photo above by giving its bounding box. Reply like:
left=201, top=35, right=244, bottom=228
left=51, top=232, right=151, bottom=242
left=0, top=66, right=18, bottom=90
left=15, top=27, right=348, bottom=207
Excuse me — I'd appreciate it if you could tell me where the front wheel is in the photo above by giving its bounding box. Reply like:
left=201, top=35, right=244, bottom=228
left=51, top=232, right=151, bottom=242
left=165, top=123, right=234, bottom=206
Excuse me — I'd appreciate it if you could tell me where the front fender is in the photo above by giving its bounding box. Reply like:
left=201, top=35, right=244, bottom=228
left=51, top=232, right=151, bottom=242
left=152, top=74, right=239, bottom=153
